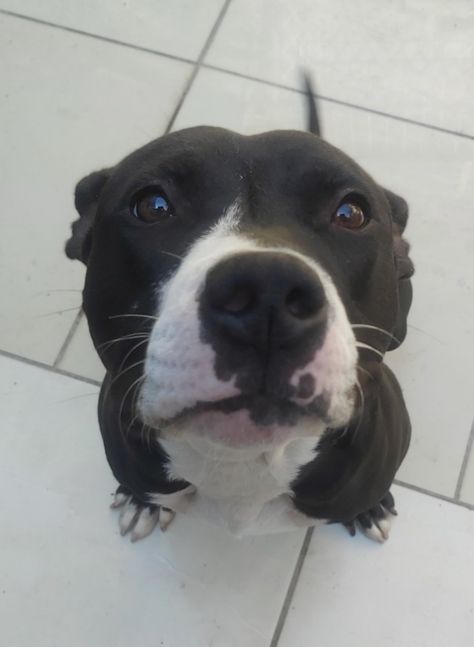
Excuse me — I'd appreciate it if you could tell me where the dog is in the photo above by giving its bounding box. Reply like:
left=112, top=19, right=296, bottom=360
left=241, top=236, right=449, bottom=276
left=66, top=76, right=413, bottom=543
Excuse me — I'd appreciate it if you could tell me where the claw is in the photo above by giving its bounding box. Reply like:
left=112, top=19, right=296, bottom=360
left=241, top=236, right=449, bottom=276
left=130, top=505, right=161, bottom=542
left=111, top=491, right=130, bottom=509
left=343, top=491, right=397, bottom=543
left=119, top=500, right=140, bottom=536
left=343, top=521, right=357, bottom=537
left=159, top=507, right=175, bottom=532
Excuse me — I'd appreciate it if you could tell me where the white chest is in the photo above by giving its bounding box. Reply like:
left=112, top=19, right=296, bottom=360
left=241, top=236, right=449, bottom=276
left=156, top=435, right=320, bottom=535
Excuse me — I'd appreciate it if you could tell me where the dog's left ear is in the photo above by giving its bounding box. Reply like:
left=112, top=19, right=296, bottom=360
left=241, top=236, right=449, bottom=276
left=65, top=168, right=111, bottom=265
left=384, top=188, right=414, bottom=350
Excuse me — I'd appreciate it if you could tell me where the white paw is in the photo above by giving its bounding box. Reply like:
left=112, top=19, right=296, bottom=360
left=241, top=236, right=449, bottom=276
left=361, top=514, right=392, bottom=543
left=158, top=507, right=175, bottom=532
left=344, top=493, right=398, bottom=544
left=111, top=489, right=177, bottom=542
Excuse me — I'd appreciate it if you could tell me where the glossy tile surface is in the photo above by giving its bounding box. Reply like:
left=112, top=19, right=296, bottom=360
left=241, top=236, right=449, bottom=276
left=57, top=314, right=105, bottom=383
left=278, top=486, right=474, bottom=647
left=0, top=355, right=306, bottom=647
left=0, top=14, right=191, bottom=364
left=0, top=0, right=225, bottom=60
left=206, top=0, right=474, bottom=134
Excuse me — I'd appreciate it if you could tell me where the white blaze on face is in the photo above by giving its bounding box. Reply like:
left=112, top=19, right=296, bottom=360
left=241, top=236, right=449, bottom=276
left=138, top=201, right=358, bottom=435
left=139, top=203, right=250, bottom=422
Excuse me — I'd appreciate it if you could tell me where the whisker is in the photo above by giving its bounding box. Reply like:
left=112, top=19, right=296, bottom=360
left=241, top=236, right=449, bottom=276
left=110, top=359, right=146, bottom=389
left=142, top=424, right=155, bottom=451
left=97, top=333, right=149, bottom=351
left=118, top=374, right=145, bottom=439
left=109, top=314, right=159, bottom=323
left=355, top=342, right=385, bottom=360
left=158, top=250, right=184, bottom=261
left=56, top=392, right=99, bottom=403
left=352, top=378, right=365, bottom=439
left=117, top=337, right=150, bottom=375
left=351, top=323, right=400, bottom=346
left=407, top=323, right=446, bottom=345
left=37, top=305, right=81, bottom=318
left=125, top=412, right=140, bottom=440
left=101, top=359, right=146, bottom=411
left=357, top=365, right=373, bottom=380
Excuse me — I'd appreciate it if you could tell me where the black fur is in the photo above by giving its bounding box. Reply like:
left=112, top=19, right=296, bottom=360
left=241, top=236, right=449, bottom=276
left=66, top=76, right=413, bottom=530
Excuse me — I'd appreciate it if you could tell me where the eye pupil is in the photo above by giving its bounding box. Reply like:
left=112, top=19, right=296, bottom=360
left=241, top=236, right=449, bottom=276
left=133, top=190, right=173, bottom=223
left=333, top=202, right=366, bottom=229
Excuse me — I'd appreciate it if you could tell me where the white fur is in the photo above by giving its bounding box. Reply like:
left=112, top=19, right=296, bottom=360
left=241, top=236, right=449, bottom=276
left=119, top=500, right=139, bottom=536
left=137, top=202, right=359, bottom=536
left=361, top=516, right=392, bottom=543
left=147, top=411, right=324, bottom=535
left=130, top=506, right=160, bottom=542
left=139, top=204, right=253, bottom=422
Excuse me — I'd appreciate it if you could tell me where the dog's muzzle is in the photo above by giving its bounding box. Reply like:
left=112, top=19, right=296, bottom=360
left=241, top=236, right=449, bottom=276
left=138, top=228, right=358, bottom=442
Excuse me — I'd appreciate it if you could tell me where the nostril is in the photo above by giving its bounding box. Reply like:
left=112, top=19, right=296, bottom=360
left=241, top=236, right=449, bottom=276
left=285, top=287, right=319, bottom=319
left=220, top=285, right=255, bottom=315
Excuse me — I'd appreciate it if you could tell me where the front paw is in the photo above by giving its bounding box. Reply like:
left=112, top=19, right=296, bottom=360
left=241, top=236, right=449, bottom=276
left=110, top=486, right=176, bottom=542
left=343, top=492, right=397, bottom=543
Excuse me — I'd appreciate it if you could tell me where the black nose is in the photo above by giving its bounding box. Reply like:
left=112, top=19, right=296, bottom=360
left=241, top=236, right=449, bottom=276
left=201, top=252, right=327, bottom=354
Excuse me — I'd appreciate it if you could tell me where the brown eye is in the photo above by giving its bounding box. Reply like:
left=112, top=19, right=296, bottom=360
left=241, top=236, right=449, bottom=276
left=332, top=202, right=367, bottom=230
left=132, top=190, right=173, bottom=223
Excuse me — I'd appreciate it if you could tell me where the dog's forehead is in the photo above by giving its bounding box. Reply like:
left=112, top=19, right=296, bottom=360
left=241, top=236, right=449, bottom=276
left=113, top=126, right=373, bottom=189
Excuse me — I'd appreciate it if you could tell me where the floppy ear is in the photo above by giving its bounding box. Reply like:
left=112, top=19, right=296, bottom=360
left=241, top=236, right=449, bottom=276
left=384, top=189, right=415, bottom=350
left=65, top=169, right=110, bottom=265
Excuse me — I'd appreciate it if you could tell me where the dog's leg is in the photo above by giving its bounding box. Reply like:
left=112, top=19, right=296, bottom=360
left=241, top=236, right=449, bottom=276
left=343, top=492, right=397, bottom=543
left=110, top=485, right=176, bottom=542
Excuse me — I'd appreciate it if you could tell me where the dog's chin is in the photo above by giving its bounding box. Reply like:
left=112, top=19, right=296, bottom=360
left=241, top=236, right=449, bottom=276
left=143, top=393, right=345, bottom=450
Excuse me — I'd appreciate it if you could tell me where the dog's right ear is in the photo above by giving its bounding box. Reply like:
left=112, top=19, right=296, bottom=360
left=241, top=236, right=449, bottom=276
left=65, top=169, right=110, bottom=265
left=384, top=188, right=414, bottom=350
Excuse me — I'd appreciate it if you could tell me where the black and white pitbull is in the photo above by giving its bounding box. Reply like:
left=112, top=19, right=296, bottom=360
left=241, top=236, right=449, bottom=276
left=66, top=82, right=413, bottom=543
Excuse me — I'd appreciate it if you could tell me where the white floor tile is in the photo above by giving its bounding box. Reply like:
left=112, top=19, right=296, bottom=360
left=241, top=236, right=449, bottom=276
left=0, top=0, right=225, bottom=60
left=175, top=68, right=474, bottom=496
left=460, top=433, right=474, bottom=505
left=0, top=356, right=306, bottom=647
left=174, top=67, right=305, bottom=132
left=206, top=0, right=474, bottom=134
left=278, top=486, right=474, bottom=647
left=0, top=14, right=191, bottom=365
left=58, top=314, right=105, bottom=382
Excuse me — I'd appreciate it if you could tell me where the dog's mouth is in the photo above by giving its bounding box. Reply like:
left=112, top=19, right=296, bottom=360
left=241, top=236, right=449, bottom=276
left=155, top=391, right=331, bottom=430
left=147, top=392, right=334, bottom=449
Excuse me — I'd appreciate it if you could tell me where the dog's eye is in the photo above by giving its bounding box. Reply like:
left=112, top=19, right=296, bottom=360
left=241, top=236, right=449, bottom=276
left=132, top=190, right=173, bottom=224
left=333, top=202, right=367, bottom=230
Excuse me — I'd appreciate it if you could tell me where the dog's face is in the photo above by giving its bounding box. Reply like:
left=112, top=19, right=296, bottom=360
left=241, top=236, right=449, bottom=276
left=68, top=127, right=412, bottom=449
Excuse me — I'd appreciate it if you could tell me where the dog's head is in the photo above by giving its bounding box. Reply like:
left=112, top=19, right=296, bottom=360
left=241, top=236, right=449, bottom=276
left=67, top=105, right=412, bottom=449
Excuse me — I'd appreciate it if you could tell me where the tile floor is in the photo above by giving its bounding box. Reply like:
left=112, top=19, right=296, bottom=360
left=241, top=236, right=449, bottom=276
left=0, top=2, right=473, bottom=645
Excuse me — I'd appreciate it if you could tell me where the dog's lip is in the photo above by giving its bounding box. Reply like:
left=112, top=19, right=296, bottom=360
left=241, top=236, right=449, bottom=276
left=150, top=392, right=329, bottom=430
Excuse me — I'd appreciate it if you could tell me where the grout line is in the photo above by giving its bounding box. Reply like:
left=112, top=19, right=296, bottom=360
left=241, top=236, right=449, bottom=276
left=394, top=478, right=474, bottom=511
left=0, top=8, right=195, bottom=66
left=269, top=527, right=314, bottom=647
left=454, top=417, right=474, bottom=500
left=2, top=8, right=472, bottom=140
left=202, top=64, right=474, bottom=141
left=47, top=1, right=234, bottom=357
left=53, top=309, right=84, bottom=367
left=0, top=347, right=102, bottom=387
left=163, top=0, right=233, bottom=134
